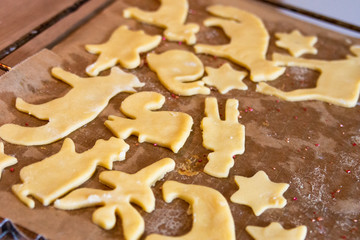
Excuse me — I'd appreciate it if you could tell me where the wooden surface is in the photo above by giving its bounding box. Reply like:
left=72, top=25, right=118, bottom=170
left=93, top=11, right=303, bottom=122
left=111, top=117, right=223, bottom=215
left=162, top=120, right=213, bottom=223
left=0, top=0, right=360, bottom=240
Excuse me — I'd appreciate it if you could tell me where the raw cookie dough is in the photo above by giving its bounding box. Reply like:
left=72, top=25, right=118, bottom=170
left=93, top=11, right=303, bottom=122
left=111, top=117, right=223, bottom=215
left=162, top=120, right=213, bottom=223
left=0, top=67, right=144, bottom=146
left=230, top=171, right=289, bottom=216
left=147, top=50, right=210, bottom=96
left=201, top=97, right=245, bottom=178
left=123, top=0, right=199, bottom=45
left=12, top=137, right=129, bottom=208
left=55, top=158, right=175, bottom=240
left=86, top=25, right=161, bottom=76
left=105, top=91, right=193, bottom=153
left=275, top=30, right=318, bottom=57
left=0, top=142, right=17, bottom=179
left=246, top=222, right=307, bottom=240
left=202, top=63, right=248, bottom=93
left=256, top=45, right=360, bottom=108
left=146, top=181, right=235, bottom=240
left=194, top=5, right=285, bottom=82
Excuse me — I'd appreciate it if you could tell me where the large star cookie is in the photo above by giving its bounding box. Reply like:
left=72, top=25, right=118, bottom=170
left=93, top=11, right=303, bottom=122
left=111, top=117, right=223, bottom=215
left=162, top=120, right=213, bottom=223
left=230, top=171, right=289, bottom=216
left=275, top=30, right=317, bottom=57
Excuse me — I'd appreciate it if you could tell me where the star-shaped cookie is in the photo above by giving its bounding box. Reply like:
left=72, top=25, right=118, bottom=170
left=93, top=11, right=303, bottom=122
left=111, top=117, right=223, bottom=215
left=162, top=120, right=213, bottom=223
left=275, top=30, right=317, bottom=57
left=246, top=222, right=307, bottom=240
left=230, top=171, right=289, bottom=216
left=202, top=63, right=248, bottom=94
left=0, top=142, right=17, bottom=179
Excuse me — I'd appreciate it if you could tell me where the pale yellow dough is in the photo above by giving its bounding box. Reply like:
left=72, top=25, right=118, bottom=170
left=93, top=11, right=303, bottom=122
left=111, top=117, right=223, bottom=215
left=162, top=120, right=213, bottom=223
left=146, top=181, right=235, bottom=240
left=0, top=142, right=17, bottom=179
left=86, top=25, right=161, bottom=76
left=202, top=63, right=248, bottom=93
left=12, top=137, right=129, bottom=208
left=0, top=67, right=144, bottom=146
left=105, top=91, right=193, bottom=153
left=275, top=30, right=318, bottom=57
left=194, top=5, right=285, bottom=82
left=230, top=171, right=289, bottom=216
left=246, top=222, right=307, bottom=240
left=123, top=0, right=199, bottom=45
left=147, top=50, right=210, bottom=96
left=201, top=97, right=245, bottom=178
left=256, top=45, right=360, bottom=108
left=55, top=158, right=175, bottom=240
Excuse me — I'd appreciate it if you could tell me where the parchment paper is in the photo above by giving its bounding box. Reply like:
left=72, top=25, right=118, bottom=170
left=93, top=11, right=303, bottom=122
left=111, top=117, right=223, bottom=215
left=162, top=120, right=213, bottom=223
left=0, top=0, right=359, bottom=239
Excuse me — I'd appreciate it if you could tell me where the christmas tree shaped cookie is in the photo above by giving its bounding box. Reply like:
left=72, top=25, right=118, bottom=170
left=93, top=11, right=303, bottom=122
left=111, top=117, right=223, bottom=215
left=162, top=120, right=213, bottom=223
left=105, top=91, right=193, bottom=153
left=123, top=0, right=199, bottom=45
left=257, top=45, right=360, bottom=108
left=0, top=142, right=17, bottom=179
left=86, top=25, right=161, bottom=76
left=55, top=158, right=175, bottom=240
left=12, top=137, right=129, bottom=208
left=195, top=5, right=285, bottom=82
left=147, top=50, right=210, bottom=96
left=0, top=67, right=144, bottom=146
left=146, top=181, right=235, bottom=240
left=201, top=97, right=245, bottom=178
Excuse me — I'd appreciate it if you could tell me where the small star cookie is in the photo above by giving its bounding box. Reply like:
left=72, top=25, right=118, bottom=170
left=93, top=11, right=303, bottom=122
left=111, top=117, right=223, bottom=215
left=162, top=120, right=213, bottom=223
left=202, top=63, right=248, bottom=94
left=246, top=222, right=307, bottom=240
left=230, top=171, right=289, bottom=216
left=0, top=142, right=17, bottom=179
left=275, top=30, right=317, bottom=57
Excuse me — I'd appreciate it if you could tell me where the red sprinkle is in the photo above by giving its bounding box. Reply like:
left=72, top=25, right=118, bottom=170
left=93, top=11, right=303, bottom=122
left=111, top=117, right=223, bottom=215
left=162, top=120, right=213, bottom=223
left=345, top=170, right=351, bottom=174
left=352, top=143, right=357, bottom=146
left=178, top=41, right=182, bottom=45
left=315, top=143, right=320, bottom=147
left=25, top=123, right=29, bottom=126
left=162, top=36, right=166, bottom=41
left=248, top=107, right=254, bottom=112
left=10, top=168, right=14, bottom=172
left=303, top=107, right=307, bottom=111
left=153, top=143, right=157, bottom=146
left=232, top=155, right=236, bottom=159
left=276, top=100, right=280, bottom=103
left=294, top=116, right=298, bottom=120
left=340, top=236, right=347, bottom=239
left=292, top=197, right=298, bottom=201
left=198, top=159, right=202, bottom=163
left=276, top=108, right=281, bottom=112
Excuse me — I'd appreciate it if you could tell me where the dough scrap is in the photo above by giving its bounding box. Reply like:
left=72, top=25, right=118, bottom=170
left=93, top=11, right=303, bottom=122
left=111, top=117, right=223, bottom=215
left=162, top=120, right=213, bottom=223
left=147, top=50, right=210, bottom=96
left=202, top=63, right=248, bottom=93
left=12, top=137, right=129, bottom=208
left=256, top=45, right=360, bottom=108
left=194, top=5, right=285, bottom=82
left=123, top=0, right=199, bottom=45
left=146, top=181, right=235, bottom=240
left=230, top=171, right=289, bottom=216
left=0, top=67, right=144, bottom=146
left=86, top=25, right=161, bottom=76
left=246, top=222, right=307, bottom=240
left=275, top=30, right=318, bottom=57
left=105, top=91, right=193, bottom=153
left=0, top=142, right=17, bottom=179
left=55, top=158, right=175, bottom=240
left=201, top=97, right=245, bottom=178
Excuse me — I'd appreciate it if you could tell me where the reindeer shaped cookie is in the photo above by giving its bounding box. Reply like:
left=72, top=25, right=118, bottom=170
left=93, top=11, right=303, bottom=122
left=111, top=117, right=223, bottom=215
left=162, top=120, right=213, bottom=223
left=55, top=158, right=175, bottom=240
left=201, top=97, right=245, bottom=178
left=0, top=67, right=144, bottom=146
left=195, top=5, right=285, bottom=82
left=123, top=0, right=199, bottom=45
left=12, top=137, right=129, bottom=208
left=146, top=181, right=236, bottom=240
left=147, top=50, right=210, bottom=96
left=105, top=91, right=193, bottom=153
left=257, top=45, right=360, bottom=108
